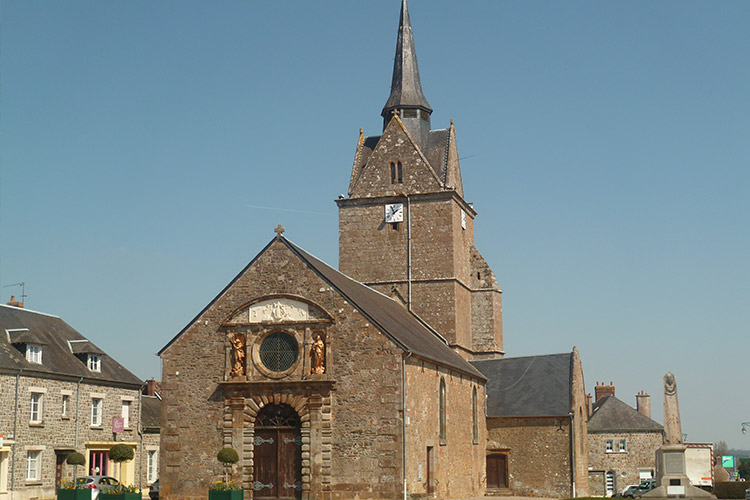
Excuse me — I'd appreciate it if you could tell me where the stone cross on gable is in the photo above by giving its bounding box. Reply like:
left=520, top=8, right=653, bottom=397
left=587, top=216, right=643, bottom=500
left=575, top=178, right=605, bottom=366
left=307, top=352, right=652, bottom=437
left=274, top=224, right=285, bottom=237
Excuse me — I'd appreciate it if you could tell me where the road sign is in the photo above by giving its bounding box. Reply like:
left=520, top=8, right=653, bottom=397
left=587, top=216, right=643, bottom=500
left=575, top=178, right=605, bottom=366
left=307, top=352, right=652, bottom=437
left=721, top=456, right=734, bottom=468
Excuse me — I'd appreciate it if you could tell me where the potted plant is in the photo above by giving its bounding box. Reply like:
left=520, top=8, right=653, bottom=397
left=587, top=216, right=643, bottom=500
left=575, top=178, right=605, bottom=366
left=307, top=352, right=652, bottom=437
left=57, top=453, right=92, bottom=500
left=99, top=445, right=140, bottom=500
left=209, top=447, right=243, bottom=500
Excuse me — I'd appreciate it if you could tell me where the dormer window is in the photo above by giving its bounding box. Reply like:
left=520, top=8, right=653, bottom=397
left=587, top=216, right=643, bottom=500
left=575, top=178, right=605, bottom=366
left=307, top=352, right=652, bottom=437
left=87, top=354, right=101, bottom=372
left=26, top=344, right=42, bottom=364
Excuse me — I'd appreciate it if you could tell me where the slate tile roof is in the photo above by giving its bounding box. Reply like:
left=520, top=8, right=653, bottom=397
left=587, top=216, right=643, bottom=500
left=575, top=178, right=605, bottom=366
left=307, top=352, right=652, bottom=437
left=588, top=395, right=664, bottom=433
left=471, top=352, right=574, bottom=417
left=0, top=304, right=142, bottom=387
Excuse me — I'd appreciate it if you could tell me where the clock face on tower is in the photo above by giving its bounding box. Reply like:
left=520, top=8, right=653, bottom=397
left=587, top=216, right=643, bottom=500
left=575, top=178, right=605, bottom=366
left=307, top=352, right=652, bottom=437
left=384, top=203, right=404, bottom=223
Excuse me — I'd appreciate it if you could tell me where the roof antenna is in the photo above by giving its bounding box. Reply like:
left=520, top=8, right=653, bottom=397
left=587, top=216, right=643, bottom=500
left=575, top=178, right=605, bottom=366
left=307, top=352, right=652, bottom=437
left=4, top=282, right=26, bottom=305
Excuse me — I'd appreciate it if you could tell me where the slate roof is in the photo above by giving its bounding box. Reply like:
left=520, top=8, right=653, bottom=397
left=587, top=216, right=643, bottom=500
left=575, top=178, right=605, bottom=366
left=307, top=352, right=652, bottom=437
left=140, top=395, right=161, bottom=431
left=285, top=239, right=484, bottom=380
left=381, top=0, right=432, bottom=117
left=0, top=304, right=142, bottom=386
left=588, top=395, right=664, bottom=433
left=471, top=352, right=574, bottom=417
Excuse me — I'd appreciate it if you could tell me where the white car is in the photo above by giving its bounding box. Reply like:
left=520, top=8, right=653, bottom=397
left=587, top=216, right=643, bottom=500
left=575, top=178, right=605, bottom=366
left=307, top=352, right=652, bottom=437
left=75, top=476, right=120, bottom=500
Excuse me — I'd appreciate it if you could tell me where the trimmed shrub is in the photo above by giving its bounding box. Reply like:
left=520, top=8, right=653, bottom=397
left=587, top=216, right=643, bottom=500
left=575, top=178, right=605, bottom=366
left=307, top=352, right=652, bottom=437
left=109, top=444, right=134, bottom=463
left=217, top=448, right=239, bottom=465
left=67, top=452, right=85, bottom=466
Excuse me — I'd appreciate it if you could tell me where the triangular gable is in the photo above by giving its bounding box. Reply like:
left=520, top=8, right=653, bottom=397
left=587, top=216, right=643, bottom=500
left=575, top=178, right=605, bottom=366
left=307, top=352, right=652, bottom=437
left=588, top=395, right=664, bottom=433
left=349, top=115, right=442, bottom=197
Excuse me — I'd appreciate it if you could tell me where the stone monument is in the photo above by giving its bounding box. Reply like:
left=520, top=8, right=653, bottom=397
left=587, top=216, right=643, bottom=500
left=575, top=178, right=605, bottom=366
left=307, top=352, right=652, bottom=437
left=643, top=372, right=715, bottom=500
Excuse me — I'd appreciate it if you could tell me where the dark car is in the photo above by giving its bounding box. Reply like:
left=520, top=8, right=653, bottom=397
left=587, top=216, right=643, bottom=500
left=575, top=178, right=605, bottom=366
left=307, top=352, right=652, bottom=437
left=149, top=479, right=159, bottom=500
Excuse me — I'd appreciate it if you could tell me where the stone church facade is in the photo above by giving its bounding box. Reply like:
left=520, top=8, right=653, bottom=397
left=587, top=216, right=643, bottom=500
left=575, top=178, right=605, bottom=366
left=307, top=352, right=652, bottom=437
left=159, top=1, right=588, bottom=499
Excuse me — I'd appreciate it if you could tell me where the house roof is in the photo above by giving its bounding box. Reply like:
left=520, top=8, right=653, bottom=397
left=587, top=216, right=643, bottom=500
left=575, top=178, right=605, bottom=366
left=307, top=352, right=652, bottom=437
left=0, top=304, right=142, bottom=387
left=588, top=395, right=664, bottom=433
left=159, top=236, right=485, bottom=380
left=140, top=395, right=161, bottom=430
left=471, top=352, right=574, bottom=417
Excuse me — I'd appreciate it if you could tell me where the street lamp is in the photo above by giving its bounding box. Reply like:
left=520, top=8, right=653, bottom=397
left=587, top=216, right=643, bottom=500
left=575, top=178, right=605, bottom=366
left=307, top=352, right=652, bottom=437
left=742, top=422, right=750, bottom=434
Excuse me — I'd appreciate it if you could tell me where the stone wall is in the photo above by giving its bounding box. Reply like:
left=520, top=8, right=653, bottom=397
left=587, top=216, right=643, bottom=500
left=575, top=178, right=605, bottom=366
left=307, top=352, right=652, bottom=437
left=403, top=358, right=485, bottom=498
left=160, top=241, right=410, bottom=500
left=588, top=431, right=662, bottom=494
left=0, top=372, right=144, bottom=500
left=487, top=416, right=573, bottom=498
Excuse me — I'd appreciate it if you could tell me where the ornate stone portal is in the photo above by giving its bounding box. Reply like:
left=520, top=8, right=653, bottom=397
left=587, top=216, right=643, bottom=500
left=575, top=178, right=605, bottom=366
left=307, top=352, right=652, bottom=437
left=643, top=373, right=715, bottom=500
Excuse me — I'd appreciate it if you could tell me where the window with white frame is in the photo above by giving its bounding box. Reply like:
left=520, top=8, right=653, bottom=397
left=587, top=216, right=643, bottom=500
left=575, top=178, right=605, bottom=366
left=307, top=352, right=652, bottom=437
left=26, top=344, right=42, bottom=364
left=618, top=439, right=627, bottom=452
left=121, top=400, right=131, bottom=428
left=87, top=354, right=101, bottom=372
left=147, top=450, right=158, bottom=483
left=61, top=394, right=70, bottom=418
left=26, top=450, right=41, bottom=480
left=605, top=439, right=613, bottom=453
left=91, top=398, right=103, bottom=426
left=30, top=392, right=43, bottom=424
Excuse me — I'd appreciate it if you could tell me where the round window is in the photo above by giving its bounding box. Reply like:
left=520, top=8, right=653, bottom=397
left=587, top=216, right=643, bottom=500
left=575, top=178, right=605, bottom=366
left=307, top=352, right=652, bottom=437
left=259, top=331, right=298, bottom=372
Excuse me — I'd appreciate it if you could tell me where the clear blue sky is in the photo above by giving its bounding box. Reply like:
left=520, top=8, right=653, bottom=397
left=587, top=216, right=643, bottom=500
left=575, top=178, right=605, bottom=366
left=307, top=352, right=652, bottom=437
left=1, top=1, right=748, bottom=449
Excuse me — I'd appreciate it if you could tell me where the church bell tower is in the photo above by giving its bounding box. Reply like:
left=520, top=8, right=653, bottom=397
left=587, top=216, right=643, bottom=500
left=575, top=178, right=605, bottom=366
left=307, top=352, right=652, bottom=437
left=336, top=0, right=504, bottom=360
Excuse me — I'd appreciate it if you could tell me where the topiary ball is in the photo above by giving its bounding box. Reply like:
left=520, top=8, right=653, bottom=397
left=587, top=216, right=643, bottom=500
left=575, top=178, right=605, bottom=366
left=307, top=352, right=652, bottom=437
left=108, top=444, right=134, bottom=463
left=67, top=452, right=86, bottom=466
left=217, top=447, right=239, bottom=465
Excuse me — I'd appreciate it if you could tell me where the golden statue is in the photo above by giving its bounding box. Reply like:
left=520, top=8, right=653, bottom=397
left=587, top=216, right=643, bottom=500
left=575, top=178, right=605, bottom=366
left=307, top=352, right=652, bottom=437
left=230, top=333, right=245, bottom=377
left=311, top=334, right=325, bottom=374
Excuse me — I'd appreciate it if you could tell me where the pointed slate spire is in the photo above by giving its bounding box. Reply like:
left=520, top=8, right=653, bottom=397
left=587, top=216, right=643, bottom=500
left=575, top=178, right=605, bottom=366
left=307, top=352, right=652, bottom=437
left=382, top=0, right=432, bottom=145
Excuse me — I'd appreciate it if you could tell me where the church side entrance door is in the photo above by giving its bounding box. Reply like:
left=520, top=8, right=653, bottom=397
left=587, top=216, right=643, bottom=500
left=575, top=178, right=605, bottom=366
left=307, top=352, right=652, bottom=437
left=254, top=404, right=302, bottom=500
left=487, top=454, right=508, bottom=489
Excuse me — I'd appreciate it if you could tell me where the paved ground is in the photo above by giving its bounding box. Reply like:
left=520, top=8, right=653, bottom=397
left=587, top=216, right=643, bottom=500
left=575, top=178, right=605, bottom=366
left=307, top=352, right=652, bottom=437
left=456, top=496, right=559, bottom=500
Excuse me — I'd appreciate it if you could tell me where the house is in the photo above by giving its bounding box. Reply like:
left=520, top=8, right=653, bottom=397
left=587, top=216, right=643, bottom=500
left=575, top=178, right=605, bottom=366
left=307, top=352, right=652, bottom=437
left=587, top=383, right=664, bottom=496
left=0, top=303, right=154, bottom=500
left=472, top=350, right=589, bottom=498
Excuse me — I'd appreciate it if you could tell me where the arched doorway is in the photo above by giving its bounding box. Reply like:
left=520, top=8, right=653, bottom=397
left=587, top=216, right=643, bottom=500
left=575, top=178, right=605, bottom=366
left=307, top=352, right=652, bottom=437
left=253, top=404, right=302, bottom=500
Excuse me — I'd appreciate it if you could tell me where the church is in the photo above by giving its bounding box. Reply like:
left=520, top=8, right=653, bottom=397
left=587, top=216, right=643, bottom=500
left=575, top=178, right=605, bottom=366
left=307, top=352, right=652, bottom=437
left=158, top=1, right=587, bottom=499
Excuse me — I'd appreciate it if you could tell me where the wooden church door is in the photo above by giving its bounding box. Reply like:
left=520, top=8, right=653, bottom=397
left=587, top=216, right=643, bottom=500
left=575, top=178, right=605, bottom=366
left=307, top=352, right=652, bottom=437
left=253, top=404, right=302, bottom=500
left=487, top=454, right=508, bottom=489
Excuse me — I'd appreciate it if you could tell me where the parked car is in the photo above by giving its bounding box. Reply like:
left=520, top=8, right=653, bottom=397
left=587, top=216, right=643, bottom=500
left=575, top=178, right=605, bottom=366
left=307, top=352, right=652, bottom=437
left=75, top=476, right=120, bottom=500
left=619, top=485, right=640, bottom=498
left=744, top=487, right=749, bottom=500
left=628, top=479, right=657, bottom=498
left=149, top=479, right=159, bottom=500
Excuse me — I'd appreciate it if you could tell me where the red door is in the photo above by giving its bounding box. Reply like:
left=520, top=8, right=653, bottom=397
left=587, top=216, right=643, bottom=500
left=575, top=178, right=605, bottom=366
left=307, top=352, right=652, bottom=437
left=254, top=405, right=302, bottom=500
left=487, top=454, right=508, bottom=488
left=89, top=450, right=108, bottom=476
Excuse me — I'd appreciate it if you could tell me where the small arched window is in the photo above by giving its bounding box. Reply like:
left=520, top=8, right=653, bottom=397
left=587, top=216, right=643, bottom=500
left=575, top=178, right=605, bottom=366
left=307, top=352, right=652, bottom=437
left=439, top=378, right=447, bottom=443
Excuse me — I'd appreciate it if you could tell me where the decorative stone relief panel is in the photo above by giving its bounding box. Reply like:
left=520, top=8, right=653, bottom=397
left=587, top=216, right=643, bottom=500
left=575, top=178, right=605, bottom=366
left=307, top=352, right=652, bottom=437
left=250, top=299, right=309, bottom=323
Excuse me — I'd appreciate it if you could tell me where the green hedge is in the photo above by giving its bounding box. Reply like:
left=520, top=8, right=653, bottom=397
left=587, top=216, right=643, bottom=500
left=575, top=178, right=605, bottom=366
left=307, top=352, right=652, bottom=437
left=714, top=481, right=749, bottom=499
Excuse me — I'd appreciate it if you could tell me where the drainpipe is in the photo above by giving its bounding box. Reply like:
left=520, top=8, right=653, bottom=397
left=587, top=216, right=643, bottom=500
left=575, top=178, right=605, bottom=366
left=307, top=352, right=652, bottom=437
left=402, top=351, right=412, bottom=500
left=10, top=369, right=22, bottom=492
left=137, top=382, right=146, bottom=493
left=406, top=194, right=412, bottom=311
left=74, top=377, right=83, bottom=448
left=569, top=412, right=576, bottom=498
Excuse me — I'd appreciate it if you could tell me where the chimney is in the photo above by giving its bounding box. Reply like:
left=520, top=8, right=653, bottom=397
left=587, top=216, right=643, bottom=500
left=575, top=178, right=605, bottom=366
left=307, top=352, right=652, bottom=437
left=595, top=381, right=615, bottom=402
left=144, top=379, right=162, bottom=397
left=636, top=390, right=651, bottom=419
left=586, top=393, right=593, bottom=417
left=7, top=295, right=23, bottom=308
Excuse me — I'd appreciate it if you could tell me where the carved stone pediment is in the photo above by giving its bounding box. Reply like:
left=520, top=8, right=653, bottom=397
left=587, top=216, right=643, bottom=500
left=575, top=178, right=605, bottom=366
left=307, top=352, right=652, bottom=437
left=225, top=297, right=330, bottom=325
